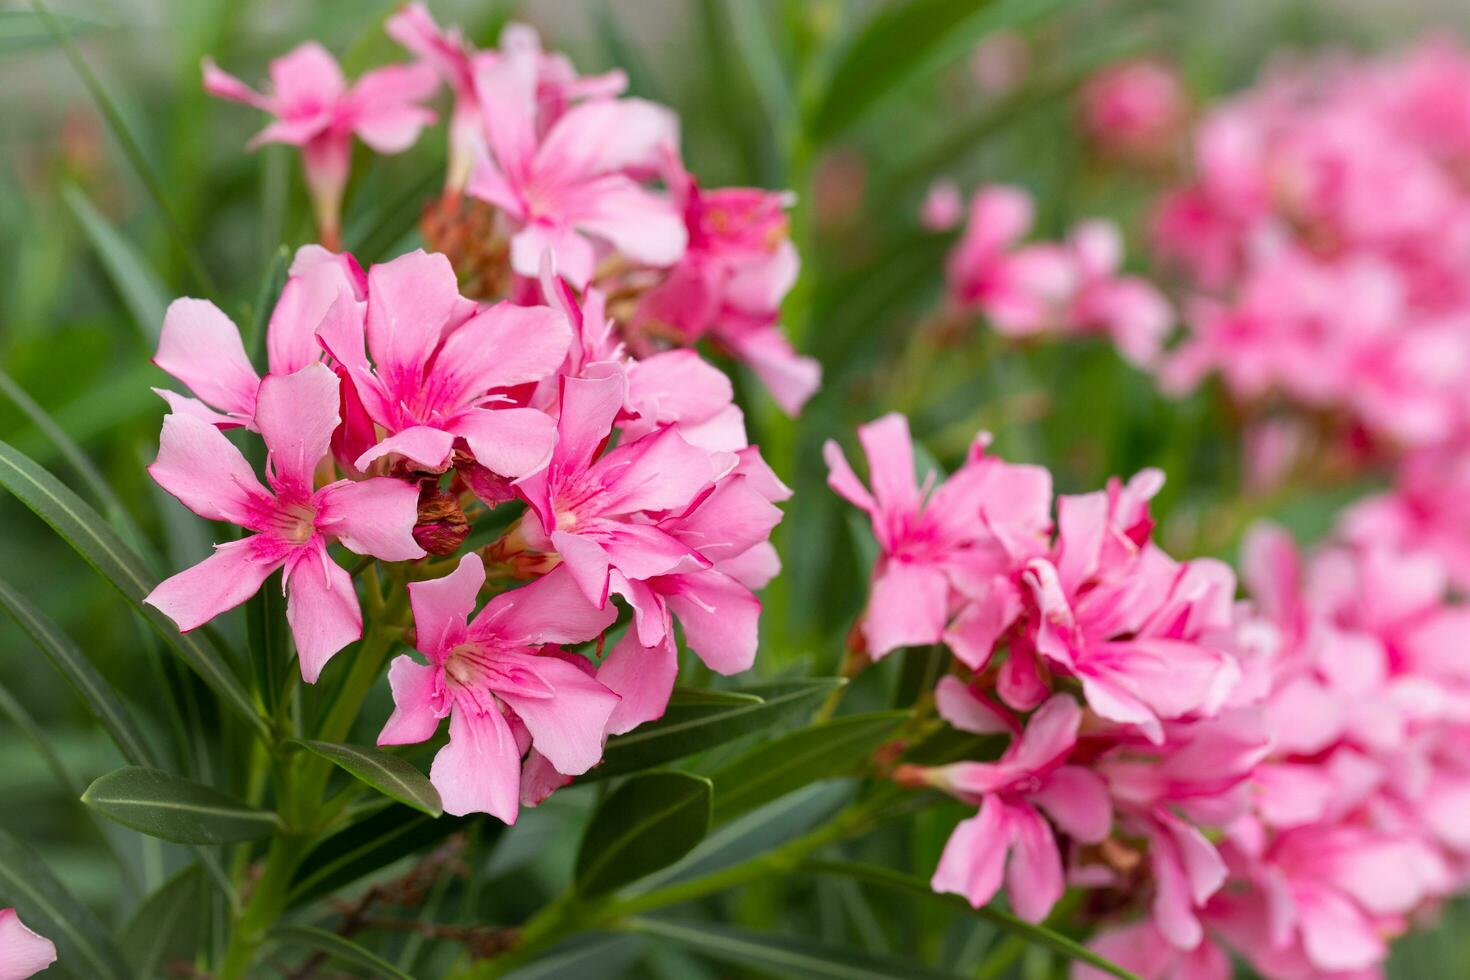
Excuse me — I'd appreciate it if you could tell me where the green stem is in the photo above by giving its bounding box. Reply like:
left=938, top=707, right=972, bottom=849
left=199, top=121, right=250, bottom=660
left=217, top=831, right=307, bottom=980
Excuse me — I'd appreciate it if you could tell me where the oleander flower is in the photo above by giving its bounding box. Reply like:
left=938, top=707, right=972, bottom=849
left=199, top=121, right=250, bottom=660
left=204, top=43, right=437, bottom=246
left=378, top=553, right=618, bottom=822
left=145, top=364, right=425, bottom=682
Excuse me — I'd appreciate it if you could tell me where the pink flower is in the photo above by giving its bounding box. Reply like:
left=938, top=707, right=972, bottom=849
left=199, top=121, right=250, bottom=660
left=153, top=245, right=364, bottom=427
left=378, top=553, right=618, bottom=822
left=920, top=179, right=964, bottom=231
left=513, top=369, right=723, bottom=609
left=946, top=185, right=1077, bottom=335
left=145, top=363, right=425, bottom=682
left=388, top=7, right=625, bottom=192
left=1064, top=220, right=1173, bottom=367
left=465, top=38, right=685, bottom=288
left=823, top=413, right=1052, bottom=661
left=918, top=692, right=1111, bottom=921
left=204, top=43, right=437, bottom=246
left=317, top=249, right=569, bottom=482
left=633, top=155, right=819, bottom=415
left=1074, top=921, right=1230, bottom=980
left=1079, top=59, right=1188, bottom=161
left=0, top=908, right=56, bottom=980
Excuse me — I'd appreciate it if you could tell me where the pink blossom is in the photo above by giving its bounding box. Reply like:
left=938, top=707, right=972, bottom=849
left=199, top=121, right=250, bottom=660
left=1064, top=220, right=1173, bottom=367
left=919, top=179, right=964, bottom=231
left=632, top=154, right=819, bottom=415
left=464, top=37, right=685, bottom=288
left=0, top=908, right=56, bottom=980
left=1074, top=921, right=1230, bottom=980
left=947, top=185, right=1076, bottom=335
left=153, top=244, right=364, bottom=428
left=378, top=553, right=618, bottom=822
left=204, top=43, right=437, bottom=246
left=388, top=7, right=626, bottom=192
left=1079, top=59, right=1188, bottom=161
left=513, top=369, right=723, bottom=610
left=916, top=692, right=1111, bottom=921
left=823, top=413, right=1052, bottom=661
left=145, top=363, right=425, bottom=682
left=317, top=249, right=569, bottom=482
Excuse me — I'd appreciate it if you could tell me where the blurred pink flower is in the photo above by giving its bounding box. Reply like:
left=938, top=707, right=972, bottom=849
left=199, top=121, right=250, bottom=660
left=145, top=364, right=424, bottom=682
left=1080, top=59, right=1188, bottom=161
left=204, top=43, right=437, bottom=246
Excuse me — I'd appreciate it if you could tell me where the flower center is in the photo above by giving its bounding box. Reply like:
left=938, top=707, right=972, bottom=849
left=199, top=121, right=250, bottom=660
left=271, top=499, right=317, bottom=545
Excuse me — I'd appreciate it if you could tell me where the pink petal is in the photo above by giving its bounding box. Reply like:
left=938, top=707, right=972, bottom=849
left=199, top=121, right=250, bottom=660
left=377, top=656, right=444, bottom=746
left=591, top=426, right=716, bottom=516
left=148, top=413, right=269, bottom=526
left=519, top=749, right=572, bottom=808
left=410, top=553, right=485, bottom=658
left=564, top=175, right=687, bottom=268
left=934, top=676, right=1014, bottom=735
left=548, top=530, right=613, bottom=608
left=364, top=250, right=465, bottom=388
left=509, top=222, right=597, bottom=288
left=663, top=569, right=760, bottom=674
left=155, top=298, right=260, bottom=418
left=863, top=558, right=949, bottom=659
left=269, top=42, right=346, bottom=117
left=434, top=301, right=572, bottom=398
left=665, top=478, right=783, bottom=565
left=144, top=536, right=282, bottom=632
left=823, top=439, right=876, bottom=513
left=727, top=327, right=821, bottom=416
left=493, top=651, right=618, bottom=775
left=1296, top=886, right=1384, bottom=972
left=536, top=97, right=679, bottom=182
left=284, top=541, right=361, bottom=683
left=348, top=64, right=439, bottom=153
left=932, top=795, right=1012, bottom=908
left=450, top=407, right=558, bottom=478
left=471, top=43, right=538, bottom=182
left=626, top=349, right=734, bottom=425
left=254, top=364, right=341, bottom=493
left=267, top=246, right=364, bottom=376
left=943, top=591, right=1019, bottom=671
left=1031, top=766, right=1111, bottom=843
left=474, top=564, right=616, bottom=647
left=0, top=908, right=57, bottom=980
left=1010, top=694, right=1081, bottom=773
left=856, top=413, right=920, bottom=516
left=1005, top=804, right=1064, bottom=922
left=202, top=58, right=269, bottom=110
left=550, top=371, right=626, bottom=473
left=433, top=703, right=521, bottom=822
left=315, top=477, right=426, bottom=562
left=151, top=388, right=239, bottom=428
left=355, top=425, right=457, bottom=472
left=598, top=629, right=679, bottom=735
left=592, top=522, right=710, bottom=583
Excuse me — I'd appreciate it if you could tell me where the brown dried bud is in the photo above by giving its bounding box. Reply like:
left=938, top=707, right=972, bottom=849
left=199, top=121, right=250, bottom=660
left=413, top=485, right=470, bottom=556
left=421, top=194, right=513, bottom=300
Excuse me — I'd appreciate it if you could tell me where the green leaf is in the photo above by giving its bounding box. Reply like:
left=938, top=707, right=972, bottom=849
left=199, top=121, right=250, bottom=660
left=0, top=827, right=132, bottom=980
left=801, top=861, right=1142, bottom=980
left=804, top=0, right=1066, bottom=142
left=289, top=739, right=442, bottom=817
left=0, top=574, right=159, bottom=768
left=61, top=182, right=168, bottom=342
left=624, top=917, right=961, bottom=979
left=0, top=440, right=267, bottom=735
left=710, top=711, right=907, bottom=825
left=289, top=804, right=476, bottom=908
left=120, top=864, right=209, bottom=979
left=575, top=772, right=713, bottom=897
left=592, top=679, right=843, bottom=779
left=0, top=680, right=79, bottom=796
left=246, top=570, right=289, bottom=716
left=668, top=687, right=764, bottom=707
left=271, top=925, right=414, bottom=980
left=82, top=766, right=279, bottom=845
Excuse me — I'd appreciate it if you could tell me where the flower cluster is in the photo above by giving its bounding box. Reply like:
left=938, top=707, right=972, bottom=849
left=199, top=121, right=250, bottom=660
left=935, top=184, right=1173, bottom=368
left=1153, top=40, right=1470, bottom=456
left=204, top=6, right=817, bottom=417
left=829, top=413, right=1470, bottom=978
left=147, top=14, right=803, bottom=822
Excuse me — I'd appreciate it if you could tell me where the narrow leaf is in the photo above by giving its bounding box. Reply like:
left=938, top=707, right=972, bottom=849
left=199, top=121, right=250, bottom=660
left=805, top=0, right=1066, bottom=142
left=802, top=861, right=1142, bottom=980
left=592, top=679, right=843, bottom=779
left=0, top=574, right=158, bottom=768
left=0, top=828, right=131, bottom=980
left=289, top=805, right=477, bottom=908
left=83, top=766, right=279, bottom=845
left=0, top=440, right=267, bottom=735
left=710, top=711, right=907, bottom=824
left=61, top=182, right=168, bottom=341
left=271, top=925, right=414, bottom=980
left=624, top=917, right=961, bottom=979
left=120, top=864, right=208, bottom=979
left=0, top=680, right=79, bottom=796
left=290, top=739, right=442, bottom=817
left=575, top=772, right=712, bottom=897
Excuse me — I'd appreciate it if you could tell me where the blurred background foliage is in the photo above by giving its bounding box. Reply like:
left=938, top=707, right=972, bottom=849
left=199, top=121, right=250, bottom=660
left=3, top=0, right=1470, bottom=976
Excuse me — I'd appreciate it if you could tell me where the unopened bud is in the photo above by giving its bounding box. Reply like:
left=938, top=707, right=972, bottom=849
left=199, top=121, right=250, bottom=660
left=414, top=485, right=470, bottom=556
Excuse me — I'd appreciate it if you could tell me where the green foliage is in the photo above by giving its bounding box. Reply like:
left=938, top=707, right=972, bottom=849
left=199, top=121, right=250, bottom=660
left=575, top=771, right=714, bottom=897
left=288, top=739, right=444, bottom=817
left=82, top=766, right=279, bottom=844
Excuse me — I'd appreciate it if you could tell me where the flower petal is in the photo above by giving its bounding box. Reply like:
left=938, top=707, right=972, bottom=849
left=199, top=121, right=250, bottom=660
left=284, top=541, right=361, bottom=683
left=254, top=363, right=341, bottom=493
left=316, top=476, right=426, bottom=561
left=145, top=536, right=281, bottom=633
left=148, top=412, right=270, bottom=526
left=378, top=656, right=444, bottom=747
left=155, top=298, right=260, bottom=417
left=432, top=703, right=521, bottom=822
left=0, top=907, right=57, bottom=980
left=409, top=553, right=485, bottom=658
left=598, top=629, right=679, bottom=736
left=493, top=651, right=618, bottom=775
